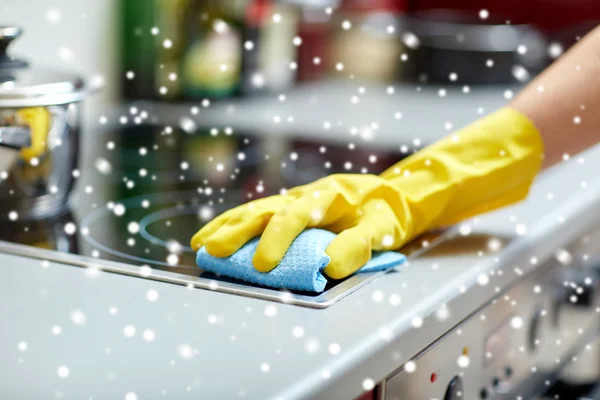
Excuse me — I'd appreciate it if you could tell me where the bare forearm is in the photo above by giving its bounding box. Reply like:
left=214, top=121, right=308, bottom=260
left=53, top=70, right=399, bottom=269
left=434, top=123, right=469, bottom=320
left=510, top=26, right=600, bottom=167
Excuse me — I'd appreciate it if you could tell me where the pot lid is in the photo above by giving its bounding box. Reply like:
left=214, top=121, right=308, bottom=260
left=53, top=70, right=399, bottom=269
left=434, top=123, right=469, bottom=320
left=0, top=26, right=88, bottom=107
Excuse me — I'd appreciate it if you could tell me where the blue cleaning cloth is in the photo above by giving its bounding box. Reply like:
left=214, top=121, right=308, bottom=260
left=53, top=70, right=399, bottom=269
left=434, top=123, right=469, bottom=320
left=196, top=228, right=406, bottom=292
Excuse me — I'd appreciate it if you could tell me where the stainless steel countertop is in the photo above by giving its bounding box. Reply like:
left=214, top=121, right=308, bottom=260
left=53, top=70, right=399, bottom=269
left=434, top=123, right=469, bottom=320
left=2, top=100, right=600, bottom=399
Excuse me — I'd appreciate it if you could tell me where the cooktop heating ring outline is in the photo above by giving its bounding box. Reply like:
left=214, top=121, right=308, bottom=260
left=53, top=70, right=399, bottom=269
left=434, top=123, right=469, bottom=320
left=80, top=190, right=208, bottom=269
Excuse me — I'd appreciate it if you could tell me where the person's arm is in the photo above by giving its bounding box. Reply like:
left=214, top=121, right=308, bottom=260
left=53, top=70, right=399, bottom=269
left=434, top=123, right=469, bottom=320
left=511, top=26, right=600, bottom=167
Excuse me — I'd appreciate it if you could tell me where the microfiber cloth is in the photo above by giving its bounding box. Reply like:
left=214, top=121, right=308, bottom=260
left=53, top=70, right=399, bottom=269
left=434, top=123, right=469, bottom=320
left=196, top=228, right=406, bottom=292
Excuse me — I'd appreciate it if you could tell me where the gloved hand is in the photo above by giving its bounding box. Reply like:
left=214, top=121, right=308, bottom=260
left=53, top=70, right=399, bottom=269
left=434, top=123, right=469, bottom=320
left=191, top=108, right=544, bottom=279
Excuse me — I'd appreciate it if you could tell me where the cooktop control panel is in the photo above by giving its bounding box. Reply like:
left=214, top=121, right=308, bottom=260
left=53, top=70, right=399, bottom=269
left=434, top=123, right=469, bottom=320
left=385, top=230, right=600, bottom=399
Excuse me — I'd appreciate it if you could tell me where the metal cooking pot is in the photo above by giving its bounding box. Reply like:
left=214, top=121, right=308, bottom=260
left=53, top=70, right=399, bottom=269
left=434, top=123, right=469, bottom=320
left=0, top=26, right=90, bottom=220
left=404, top=10, right=548, bottom=84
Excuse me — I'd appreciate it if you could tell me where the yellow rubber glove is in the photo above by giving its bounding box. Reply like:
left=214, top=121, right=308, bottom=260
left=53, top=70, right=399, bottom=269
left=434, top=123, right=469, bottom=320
left=17, top=107, right=51, bottom=162
left=191, top=108, right=544, bottom=279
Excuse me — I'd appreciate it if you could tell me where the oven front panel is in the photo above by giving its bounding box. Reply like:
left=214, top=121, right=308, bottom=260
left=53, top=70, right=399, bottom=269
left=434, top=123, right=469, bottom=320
left=385, top=231, right=600, bottom=400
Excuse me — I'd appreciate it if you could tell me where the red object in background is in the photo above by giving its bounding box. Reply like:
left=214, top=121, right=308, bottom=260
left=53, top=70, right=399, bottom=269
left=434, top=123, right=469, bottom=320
left=430, top=372, right=438, bottom=383
left=354, top=389, right=377, bottom=400
left=296, top=12, right=330, bottom=82
left=411, top=0, right=600, bottom=33
left=339, top=0, right=407, bottom=13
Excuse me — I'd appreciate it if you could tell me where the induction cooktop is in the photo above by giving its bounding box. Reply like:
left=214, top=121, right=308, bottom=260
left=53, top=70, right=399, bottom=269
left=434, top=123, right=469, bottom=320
left=0, top=122, right=414, bottom=307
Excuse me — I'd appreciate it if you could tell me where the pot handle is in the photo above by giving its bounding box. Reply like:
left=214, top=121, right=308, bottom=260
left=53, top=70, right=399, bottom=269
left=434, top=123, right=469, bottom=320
left=0, top=126, right=31, bottom=149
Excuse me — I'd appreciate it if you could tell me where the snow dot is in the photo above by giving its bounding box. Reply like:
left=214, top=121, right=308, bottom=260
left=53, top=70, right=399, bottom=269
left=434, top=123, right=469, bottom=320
left=511, top=316, right=523, bottom=329
left=143, top=330, right=155, bottom=342
left=70, top=310, right=87, bottom=326
left=504, top=90, right=513, bottom=99
left=94, top=158, right=112, bottom=175
left=556, top=249, right=573, bottom=265
left=264, top=304, right=277, bottom=317
left=124, top=325, right=136, bottom=337
left=127, top=222, right=140, bottom=234
left=438, top=89, right=447, bottom=97
left=163, top=39, right=173, bottom=48
left=292, top=326, right=304, bottom=338
left=177, top=343, right=194, bottom=360
left=411, top=316, right=423, bottom=328
left=64, top=223, right=76, bottom=235
left=244, top=40, right=254, bottom=51
left=146, top=289, right=159, bottom=302
left=404, top=360, right=416, bottom=373
left=46, top=8, right=61, bottom=23
left=328, top=343, right=341, bottom=355
left=457, top=355, right=470, bottom=368
left=477, top=274, right=489, bottom=286
left=305, top=339, right=320, bottom=353
left=336, top=62, right=344, bottom=71
left=166, top=254, right=179, bottom=266
left=381, top=235, right=394, bottom=248
left=437, top=307, right=449, bottom=320
left=292, top=36, right=302, bottom=46
left=151, top=27, right=160, bottom=35
left=548, top=42, right=563, bottom=58
left=113, top=204, right=126, bottom=216
left=533, top=285, right=542, bottom=294
left=459, top=223, right=472, bottom=236
left=515, top=223, right=527, bottom=236
left=402, top=32, right=420, bottom=49
left=488, top=238, right=502, bottom=252
left=486, top=59, right=494, bottom=68
left=57, top=366, right=69, bottom=378
left=362, top=378, right=375, bottom=391
left=388, top=294, right=401, bottom=306
left=18, top=341, right=28, bottom=351
left=371, top=291, right=384, bottom=303
left=260, top=363, right=270, bottom=372
left=449, top=72, right=458, bottom=81
left=512, top=65, right=530, bottom=82
left=126, top=71, right=135, bottom=80
left=124, top=392, right=138, bottom=400
left=479, top=9, right=489, bottom=19
left=8, top=211, right=18, bottom=221
left=272, top=13, right=282, bottom=23
left=517, top=45, right=527, bottom=55
left=573, top=116, right=581, bottom=124
left=341, top=20, right=352, bottom=30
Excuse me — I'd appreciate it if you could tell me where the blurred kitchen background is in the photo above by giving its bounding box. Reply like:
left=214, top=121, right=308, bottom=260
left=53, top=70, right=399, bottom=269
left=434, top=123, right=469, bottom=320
left=3, top=0, right=600, bottom=113
left=1, top=0, right=600, bottom=268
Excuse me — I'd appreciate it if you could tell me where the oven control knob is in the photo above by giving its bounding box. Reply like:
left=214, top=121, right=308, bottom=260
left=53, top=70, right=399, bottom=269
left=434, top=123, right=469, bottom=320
left=444, top=376, right=464, bottom=400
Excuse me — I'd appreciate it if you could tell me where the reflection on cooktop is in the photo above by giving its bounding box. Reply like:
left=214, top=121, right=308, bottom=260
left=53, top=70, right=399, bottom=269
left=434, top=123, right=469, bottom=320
left=1, top=124, right=405, bottom=293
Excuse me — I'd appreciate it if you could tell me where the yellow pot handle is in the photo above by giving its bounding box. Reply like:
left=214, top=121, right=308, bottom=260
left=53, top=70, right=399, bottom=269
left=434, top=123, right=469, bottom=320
left=17, top=107, right=51, bottom=162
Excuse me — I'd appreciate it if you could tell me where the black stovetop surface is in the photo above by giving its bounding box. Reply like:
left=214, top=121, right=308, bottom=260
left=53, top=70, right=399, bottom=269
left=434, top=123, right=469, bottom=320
left=1, top=123, right=403, bottom=281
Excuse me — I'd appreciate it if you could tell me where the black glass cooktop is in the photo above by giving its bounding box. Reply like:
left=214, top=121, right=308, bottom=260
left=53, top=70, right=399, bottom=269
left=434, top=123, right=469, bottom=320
left=1, top=122, right=404, bottom=283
